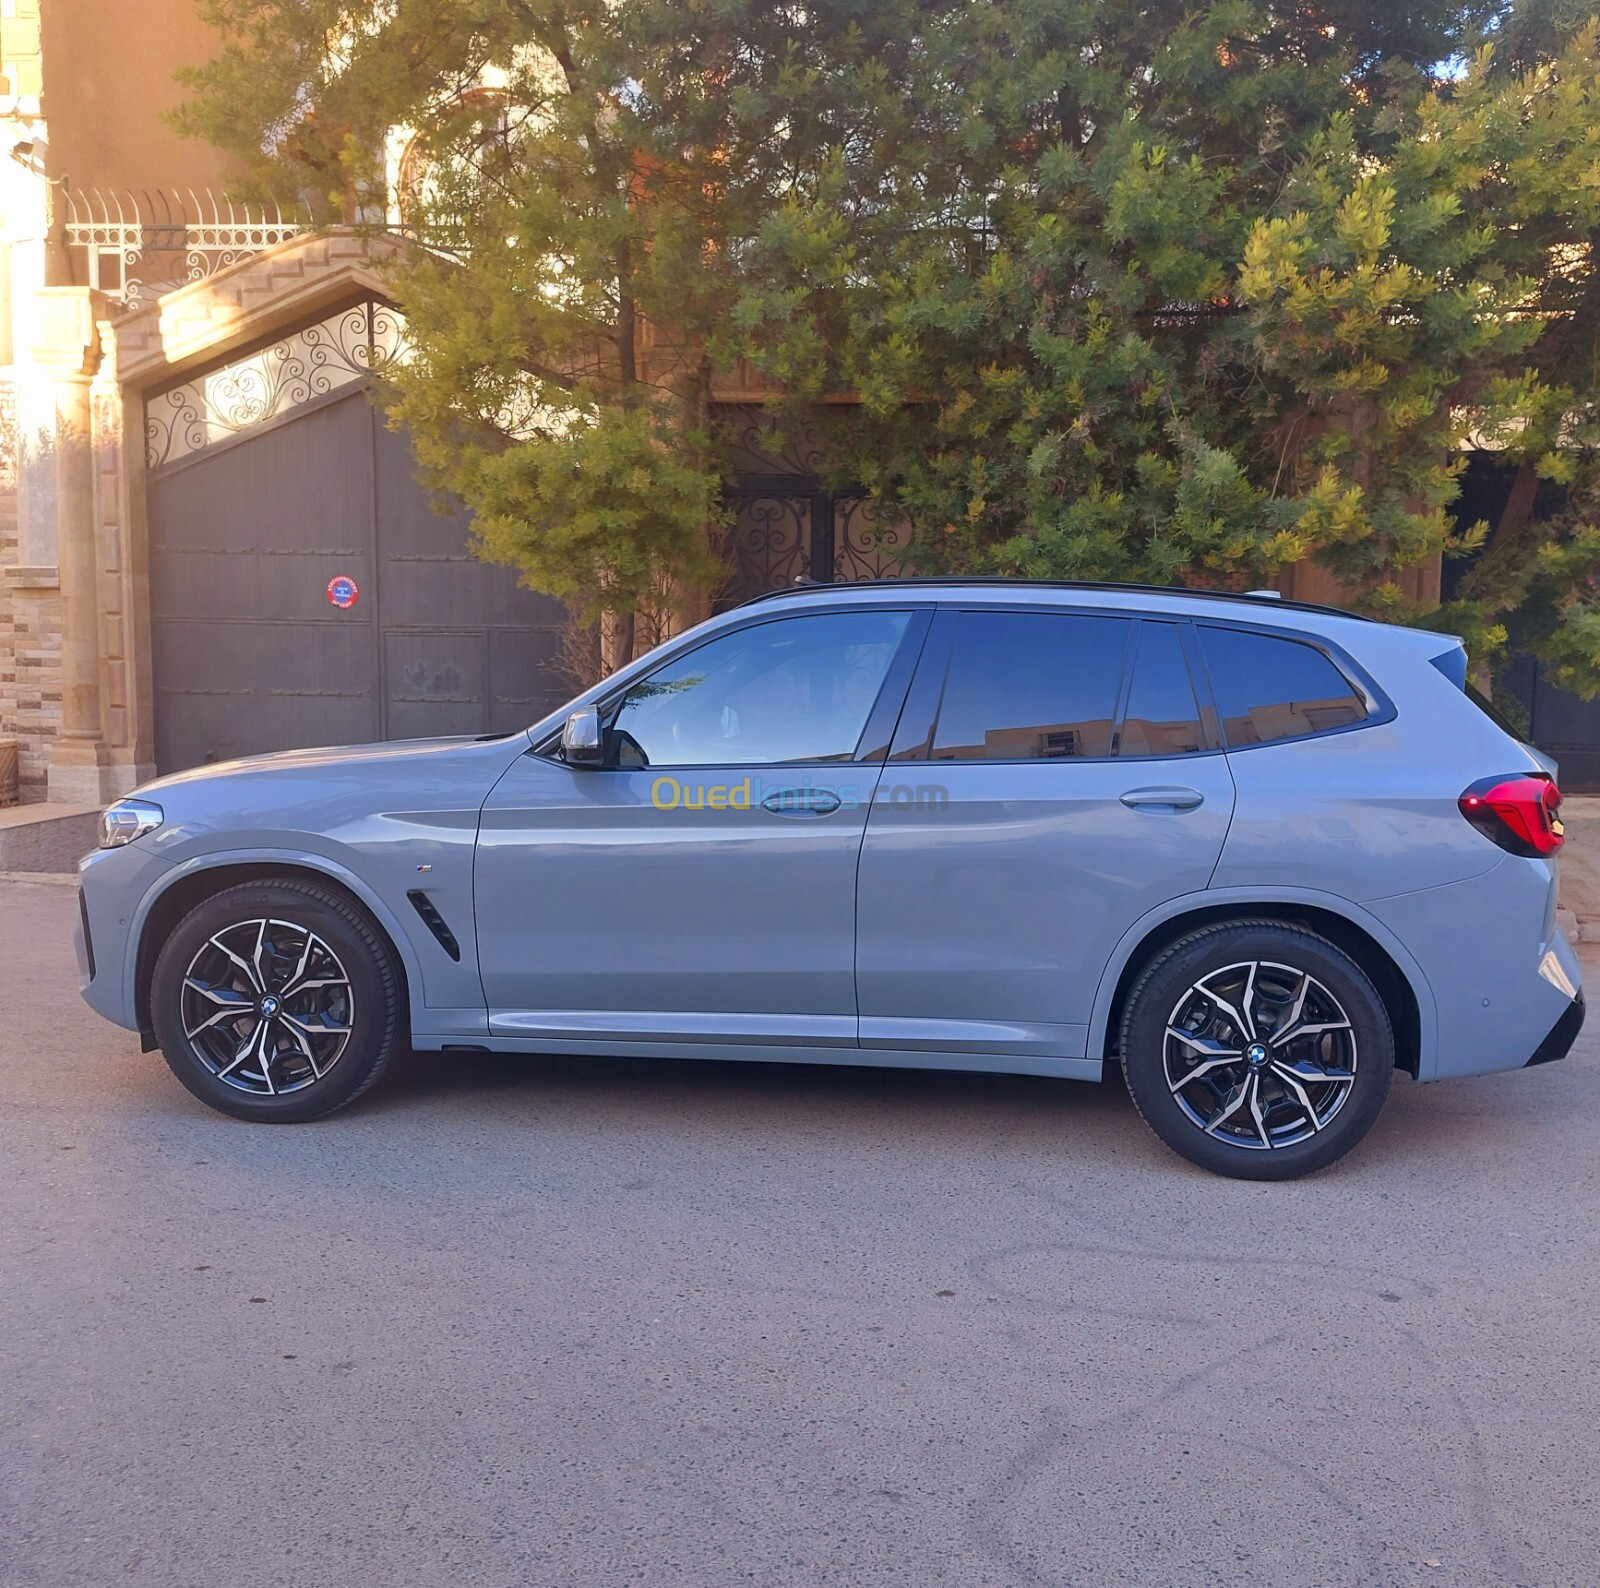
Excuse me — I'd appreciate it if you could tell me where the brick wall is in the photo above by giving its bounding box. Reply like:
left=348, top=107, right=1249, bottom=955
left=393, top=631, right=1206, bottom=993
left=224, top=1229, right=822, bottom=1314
left=0, top=377, right=63, bottom=801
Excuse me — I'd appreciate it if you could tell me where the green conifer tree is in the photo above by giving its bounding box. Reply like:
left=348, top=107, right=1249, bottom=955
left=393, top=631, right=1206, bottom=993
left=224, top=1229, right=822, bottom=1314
left=179, top=2, right=1600, bottom=691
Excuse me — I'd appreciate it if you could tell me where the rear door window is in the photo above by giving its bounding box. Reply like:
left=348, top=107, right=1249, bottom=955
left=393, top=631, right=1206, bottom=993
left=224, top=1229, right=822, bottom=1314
left=930, top=612, right=1130, bottom=760
left=1199, top=626, right=1367, bottom=746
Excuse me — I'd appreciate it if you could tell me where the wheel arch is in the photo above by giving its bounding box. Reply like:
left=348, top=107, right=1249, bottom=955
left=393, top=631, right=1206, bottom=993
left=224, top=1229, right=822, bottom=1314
left=1091, top=892, right=1435, bottom=1078
left=131, top=856, right=418, bottom=1044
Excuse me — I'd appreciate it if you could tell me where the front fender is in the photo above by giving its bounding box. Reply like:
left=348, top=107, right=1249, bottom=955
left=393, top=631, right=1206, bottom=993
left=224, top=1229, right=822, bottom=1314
left=125, top=848, right=490, bottom=1042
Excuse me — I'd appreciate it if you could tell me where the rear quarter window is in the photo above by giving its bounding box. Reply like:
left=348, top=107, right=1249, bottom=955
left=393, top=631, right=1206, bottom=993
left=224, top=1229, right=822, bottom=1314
left=1198, top=626, right=1368, bottom=747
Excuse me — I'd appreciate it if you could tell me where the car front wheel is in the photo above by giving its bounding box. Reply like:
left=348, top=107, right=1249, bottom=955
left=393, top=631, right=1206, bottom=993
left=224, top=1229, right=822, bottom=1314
left=1119, top=921, right=1394, bottom=1180
left=150, top=879, right=405, bottom=1122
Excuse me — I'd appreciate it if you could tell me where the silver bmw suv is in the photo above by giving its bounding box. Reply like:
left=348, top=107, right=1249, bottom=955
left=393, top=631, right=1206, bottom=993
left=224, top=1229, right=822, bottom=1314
left=77, top=580, right=1583, bottom=1179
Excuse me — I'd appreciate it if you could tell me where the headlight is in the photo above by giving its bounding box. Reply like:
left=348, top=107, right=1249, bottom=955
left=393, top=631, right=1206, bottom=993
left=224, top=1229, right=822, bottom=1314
left=99, top=799, right=164, bottom=849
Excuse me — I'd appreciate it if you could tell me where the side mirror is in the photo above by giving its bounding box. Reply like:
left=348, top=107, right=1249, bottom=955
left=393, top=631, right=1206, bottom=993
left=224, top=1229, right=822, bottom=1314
left=561, top=706, right=605, bottom=768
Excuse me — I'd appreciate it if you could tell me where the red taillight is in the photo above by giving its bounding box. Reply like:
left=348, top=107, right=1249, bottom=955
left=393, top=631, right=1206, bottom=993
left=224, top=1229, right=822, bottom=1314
left=1459, top=773, right=1565, bottom=858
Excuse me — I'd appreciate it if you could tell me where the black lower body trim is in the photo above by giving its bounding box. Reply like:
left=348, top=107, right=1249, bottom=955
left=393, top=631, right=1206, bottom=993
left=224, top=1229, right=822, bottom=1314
left=1526, top=991, right=1585, bottom=1067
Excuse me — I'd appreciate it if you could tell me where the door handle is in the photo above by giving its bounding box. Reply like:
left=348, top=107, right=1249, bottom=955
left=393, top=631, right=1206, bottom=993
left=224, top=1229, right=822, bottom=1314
left=761, top=787, right=843, bottom=817
left=1120, top=785, right=1205, bottom=812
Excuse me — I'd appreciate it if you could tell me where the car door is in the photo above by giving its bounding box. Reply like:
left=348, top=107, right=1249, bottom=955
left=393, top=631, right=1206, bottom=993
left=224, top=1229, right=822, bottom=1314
left=475, top=604, right=929, bottom=1048
left=854, top=607, right=1236, bottom=1069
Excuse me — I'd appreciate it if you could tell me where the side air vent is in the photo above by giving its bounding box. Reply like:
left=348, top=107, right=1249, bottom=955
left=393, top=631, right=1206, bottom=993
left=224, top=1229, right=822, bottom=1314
left=407, top=889, right=462, bottom=962
left=78, top=889, right=96, bottom=981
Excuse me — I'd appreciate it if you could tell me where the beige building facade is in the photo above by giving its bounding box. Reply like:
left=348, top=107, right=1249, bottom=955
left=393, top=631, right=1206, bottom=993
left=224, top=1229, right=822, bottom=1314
left=0, top=2, right=573, bottom=802
left=1, top=0, right=256, bottom=801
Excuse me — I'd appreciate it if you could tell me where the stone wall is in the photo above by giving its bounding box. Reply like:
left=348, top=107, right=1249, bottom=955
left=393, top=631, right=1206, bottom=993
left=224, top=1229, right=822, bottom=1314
left=0, top=377, right=63, bottom=801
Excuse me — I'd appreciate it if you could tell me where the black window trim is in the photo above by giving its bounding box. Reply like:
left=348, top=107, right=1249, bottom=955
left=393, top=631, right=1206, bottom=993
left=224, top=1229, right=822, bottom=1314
left=1113, top=618, right=1216, bottom=759
left=887, top=608, right=959, bottom=761
left=1178, top=621, right=1226, bottom=753
left=532, top=602, right=936, bottom=772
left=1189, top=617, right=1395, bottom=753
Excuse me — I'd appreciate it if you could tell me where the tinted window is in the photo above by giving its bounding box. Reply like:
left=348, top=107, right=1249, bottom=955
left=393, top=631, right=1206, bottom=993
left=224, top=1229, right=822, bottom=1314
left=930, top=613, right=1130, bottom=761
left=609, top=610, right=909, bottom=768
left=1200, top=626, right=1367, bottom=746
left=1119, top=623, right=1205, bottom=757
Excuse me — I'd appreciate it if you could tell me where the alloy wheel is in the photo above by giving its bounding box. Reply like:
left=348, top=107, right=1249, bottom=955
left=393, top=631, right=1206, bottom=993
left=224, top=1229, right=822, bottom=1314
left=180, top=917, right=355, bottom=1096
left=1163, top=959, right=1357, bottom=1150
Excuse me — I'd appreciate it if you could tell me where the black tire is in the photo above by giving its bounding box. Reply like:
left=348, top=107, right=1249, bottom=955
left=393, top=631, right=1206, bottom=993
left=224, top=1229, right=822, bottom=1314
left=150, top=879, right=405, bottom=1123
left=1119, top=920, right=1393, bottom=1180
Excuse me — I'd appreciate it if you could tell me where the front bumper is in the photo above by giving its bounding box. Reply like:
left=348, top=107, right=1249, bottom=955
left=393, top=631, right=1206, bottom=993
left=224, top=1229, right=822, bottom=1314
left=77, top=840, right=176, bottom=1031
left=1526, top=991, right=1585, bottom=1068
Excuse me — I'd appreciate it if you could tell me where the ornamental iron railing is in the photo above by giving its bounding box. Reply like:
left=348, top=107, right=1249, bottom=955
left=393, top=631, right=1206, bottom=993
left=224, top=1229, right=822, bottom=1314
left=63, top=188, right=306, bottom=310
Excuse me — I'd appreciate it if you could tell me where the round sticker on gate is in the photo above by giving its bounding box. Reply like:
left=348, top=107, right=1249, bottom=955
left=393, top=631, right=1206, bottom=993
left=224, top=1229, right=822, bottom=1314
left=326, top=575, right=359, bottom=610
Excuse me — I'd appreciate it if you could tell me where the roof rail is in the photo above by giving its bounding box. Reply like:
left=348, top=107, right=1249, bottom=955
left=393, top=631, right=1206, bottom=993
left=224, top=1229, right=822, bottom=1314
left=737, top=575, right=1369, bottom=622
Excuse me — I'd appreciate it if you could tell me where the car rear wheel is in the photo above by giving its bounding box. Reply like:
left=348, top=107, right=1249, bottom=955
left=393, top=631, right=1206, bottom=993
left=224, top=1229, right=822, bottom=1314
left=1119, top=921, right=1394, bottom=1180
left=150, top=879, right=405, bottom=1122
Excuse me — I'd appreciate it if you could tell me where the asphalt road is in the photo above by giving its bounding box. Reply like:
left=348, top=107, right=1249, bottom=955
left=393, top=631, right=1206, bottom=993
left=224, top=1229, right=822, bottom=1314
left=4, top=878, right=1600, bottom=1588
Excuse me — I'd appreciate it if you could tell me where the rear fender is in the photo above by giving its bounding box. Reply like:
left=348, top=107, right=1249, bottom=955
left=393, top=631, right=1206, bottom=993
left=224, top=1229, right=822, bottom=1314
left=1090, top=886, right=1440, bottom=1077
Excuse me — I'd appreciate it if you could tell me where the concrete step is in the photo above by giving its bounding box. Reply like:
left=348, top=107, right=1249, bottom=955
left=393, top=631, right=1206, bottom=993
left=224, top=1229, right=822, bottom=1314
left=0, top=803, right=100, bottom=875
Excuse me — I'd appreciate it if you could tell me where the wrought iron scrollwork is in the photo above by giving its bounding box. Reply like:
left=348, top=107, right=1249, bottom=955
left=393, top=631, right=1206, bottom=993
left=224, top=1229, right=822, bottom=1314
left=722, top=408, right=828, bottom=477
left=721, top=491, right=815, bottom=606
left=719, top=477, right=911, bottom=607
left=145, top=302, right=409, bottom=470
left=832, top=494, right=908, bottom=583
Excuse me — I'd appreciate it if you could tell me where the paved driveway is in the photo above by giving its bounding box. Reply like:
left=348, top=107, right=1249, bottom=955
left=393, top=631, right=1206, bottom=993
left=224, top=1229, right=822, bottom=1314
left=4, top=877, right=1599, bottom=1588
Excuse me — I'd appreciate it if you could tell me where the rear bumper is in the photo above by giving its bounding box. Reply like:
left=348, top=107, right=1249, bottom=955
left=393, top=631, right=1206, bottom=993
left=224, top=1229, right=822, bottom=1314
left=1366, top=856, right=1582, bottom=1081
left=1526, top=991, right=1585, bottom=1068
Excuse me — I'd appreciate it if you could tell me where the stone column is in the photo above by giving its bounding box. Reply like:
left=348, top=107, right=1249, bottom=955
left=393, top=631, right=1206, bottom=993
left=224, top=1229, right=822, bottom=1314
left=35, top=288, right=114, bottom=805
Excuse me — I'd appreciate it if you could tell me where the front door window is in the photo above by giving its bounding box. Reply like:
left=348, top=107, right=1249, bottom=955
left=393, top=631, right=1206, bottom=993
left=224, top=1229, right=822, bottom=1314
left=608, top=610, right=911, bottom=768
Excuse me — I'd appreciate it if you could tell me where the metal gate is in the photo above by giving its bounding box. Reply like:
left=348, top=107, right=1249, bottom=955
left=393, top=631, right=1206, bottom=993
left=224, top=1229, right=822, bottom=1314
left=1448, top=454, right=1600, bottom=790
left=1501, top=655, right=1600, bottom=791
left=717, top=410, right=908, bottom=606
left=719, top=485, right=909, bottom=606
left=145, top=306, right=567, bottom=772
